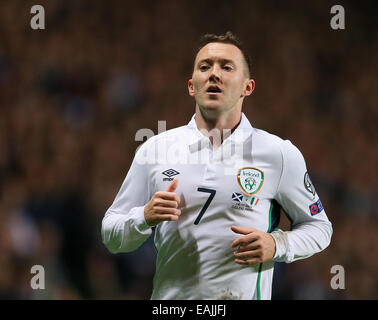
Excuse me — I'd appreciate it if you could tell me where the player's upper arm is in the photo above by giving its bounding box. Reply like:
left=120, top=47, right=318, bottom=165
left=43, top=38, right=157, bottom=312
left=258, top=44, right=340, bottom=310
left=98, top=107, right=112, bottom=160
left=101, top=139, right=154, bottom=252
left=274, top=140, right=331, bottom=227
left=107, top=141, right=153, bottom=214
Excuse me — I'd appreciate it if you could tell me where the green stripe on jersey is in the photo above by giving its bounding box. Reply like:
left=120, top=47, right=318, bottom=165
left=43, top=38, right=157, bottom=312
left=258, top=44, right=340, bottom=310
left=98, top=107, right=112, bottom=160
left=267, top=201, right=274, bottom=233
left=256, top=201, right=274, bottom=300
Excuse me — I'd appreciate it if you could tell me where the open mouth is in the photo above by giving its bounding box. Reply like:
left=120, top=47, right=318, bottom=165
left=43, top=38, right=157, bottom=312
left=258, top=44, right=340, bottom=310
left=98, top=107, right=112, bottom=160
left=206, top=85, right=222, bottom=95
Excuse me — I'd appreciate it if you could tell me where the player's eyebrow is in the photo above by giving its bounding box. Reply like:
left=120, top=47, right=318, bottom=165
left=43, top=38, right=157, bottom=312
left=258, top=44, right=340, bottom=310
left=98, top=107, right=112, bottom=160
left=197, top=58, right=236, bottom=66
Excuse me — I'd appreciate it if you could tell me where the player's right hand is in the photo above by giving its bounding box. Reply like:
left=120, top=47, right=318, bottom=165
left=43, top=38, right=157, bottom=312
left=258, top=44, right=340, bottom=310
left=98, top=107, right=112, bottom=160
left=144, top=178, right=181, bottom=226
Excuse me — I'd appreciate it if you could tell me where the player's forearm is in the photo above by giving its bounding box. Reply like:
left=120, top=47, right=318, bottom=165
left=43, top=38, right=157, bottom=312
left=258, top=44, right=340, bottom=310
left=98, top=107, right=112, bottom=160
left=101, top=206, right=152, bottom=253
left=271, top=219, right=332, bottom=263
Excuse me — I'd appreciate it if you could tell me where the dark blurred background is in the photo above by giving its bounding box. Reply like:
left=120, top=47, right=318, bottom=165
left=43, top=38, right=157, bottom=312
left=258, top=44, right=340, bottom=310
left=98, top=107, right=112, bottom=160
left=0, top=0, right=377, bottom=299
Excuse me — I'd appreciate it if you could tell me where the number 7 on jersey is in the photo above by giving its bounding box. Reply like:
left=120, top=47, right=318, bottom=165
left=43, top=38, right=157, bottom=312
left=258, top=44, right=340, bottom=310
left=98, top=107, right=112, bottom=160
left=194, top=188, right=216, bottom=225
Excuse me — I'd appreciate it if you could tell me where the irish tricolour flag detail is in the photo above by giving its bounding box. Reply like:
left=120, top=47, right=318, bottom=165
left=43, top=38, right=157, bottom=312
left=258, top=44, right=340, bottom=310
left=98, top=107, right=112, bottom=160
left=250, top=197, right=260, bottom=206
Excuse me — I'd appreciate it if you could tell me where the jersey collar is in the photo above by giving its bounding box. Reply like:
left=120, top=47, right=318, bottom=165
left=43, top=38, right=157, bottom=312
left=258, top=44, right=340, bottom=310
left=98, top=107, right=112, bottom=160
left=187, top=113, right=254, bottom=153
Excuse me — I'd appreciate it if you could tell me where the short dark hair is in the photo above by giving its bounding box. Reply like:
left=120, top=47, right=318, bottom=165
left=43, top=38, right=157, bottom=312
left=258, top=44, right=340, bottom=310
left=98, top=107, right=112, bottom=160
left=195, top=31, right=252, bottom=78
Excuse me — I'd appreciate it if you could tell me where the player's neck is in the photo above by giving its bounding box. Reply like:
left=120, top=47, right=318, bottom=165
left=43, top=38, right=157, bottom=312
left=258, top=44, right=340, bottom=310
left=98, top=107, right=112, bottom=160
left=195, top=105, right=242, bottom=149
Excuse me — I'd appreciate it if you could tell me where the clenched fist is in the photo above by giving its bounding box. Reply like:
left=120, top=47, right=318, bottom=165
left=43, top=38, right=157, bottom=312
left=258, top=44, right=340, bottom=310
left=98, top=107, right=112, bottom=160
left=144, top=178, right=181, bottom=226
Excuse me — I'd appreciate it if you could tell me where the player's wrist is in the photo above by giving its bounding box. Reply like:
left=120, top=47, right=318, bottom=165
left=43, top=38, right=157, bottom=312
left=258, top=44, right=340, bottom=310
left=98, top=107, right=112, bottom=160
left=267, top=233, right=277, bottom=260
left=270, top=229, right=288, bottom=262
left=135, top=206, right=153, bottom=232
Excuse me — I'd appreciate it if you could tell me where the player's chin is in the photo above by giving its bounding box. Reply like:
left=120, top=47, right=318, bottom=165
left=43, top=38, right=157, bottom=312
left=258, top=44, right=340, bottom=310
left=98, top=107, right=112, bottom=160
left=201, top=99, right=223, bottom=110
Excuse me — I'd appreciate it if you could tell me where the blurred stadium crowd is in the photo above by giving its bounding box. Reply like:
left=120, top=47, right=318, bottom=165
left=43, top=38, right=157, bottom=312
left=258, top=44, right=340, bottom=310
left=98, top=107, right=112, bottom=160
left=0, top=1, right=377, bottom=299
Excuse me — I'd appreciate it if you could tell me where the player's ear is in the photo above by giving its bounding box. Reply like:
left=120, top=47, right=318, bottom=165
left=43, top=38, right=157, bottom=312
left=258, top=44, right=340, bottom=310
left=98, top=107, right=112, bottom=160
left=242, top=79, right=255, bottom=97
left=188, top=79, right=195, bottom=96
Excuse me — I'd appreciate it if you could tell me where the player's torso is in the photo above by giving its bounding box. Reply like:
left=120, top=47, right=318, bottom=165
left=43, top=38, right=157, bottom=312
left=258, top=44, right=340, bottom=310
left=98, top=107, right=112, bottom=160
left=148, top=135, right=282, bottom=299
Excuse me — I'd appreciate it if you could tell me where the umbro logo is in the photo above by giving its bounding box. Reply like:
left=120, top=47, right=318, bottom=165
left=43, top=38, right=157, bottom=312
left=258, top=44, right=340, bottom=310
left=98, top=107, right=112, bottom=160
left=162, top=169, right=180, bottom=181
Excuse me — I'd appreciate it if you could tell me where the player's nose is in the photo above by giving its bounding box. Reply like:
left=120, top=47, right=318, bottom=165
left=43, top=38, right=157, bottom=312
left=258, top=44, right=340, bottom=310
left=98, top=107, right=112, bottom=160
left=209, top=65, right=221, bottom=82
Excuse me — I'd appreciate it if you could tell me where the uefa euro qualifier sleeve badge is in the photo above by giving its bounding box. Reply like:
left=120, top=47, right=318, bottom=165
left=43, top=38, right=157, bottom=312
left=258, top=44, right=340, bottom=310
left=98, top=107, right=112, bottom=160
left=237, top=167, right=264, bottom=196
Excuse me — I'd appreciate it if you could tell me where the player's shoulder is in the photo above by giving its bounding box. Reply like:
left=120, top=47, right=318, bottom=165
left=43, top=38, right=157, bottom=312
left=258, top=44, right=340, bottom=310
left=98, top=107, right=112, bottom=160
left=136, top=125, right=188, bottom=152
left=252, top=127, right=303, bottom=160
left=149, top=125, right=188, bottom=144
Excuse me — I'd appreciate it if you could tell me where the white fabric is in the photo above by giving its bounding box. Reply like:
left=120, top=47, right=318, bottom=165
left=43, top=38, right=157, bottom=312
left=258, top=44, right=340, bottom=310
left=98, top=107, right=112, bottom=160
left=101, top=113, right=332, bottom=300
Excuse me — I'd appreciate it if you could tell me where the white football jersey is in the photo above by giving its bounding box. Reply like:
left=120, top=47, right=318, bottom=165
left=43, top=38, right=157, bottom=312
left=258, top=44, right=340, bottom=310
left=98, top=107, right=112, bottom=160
left=101, top=113, right=332, bottom=300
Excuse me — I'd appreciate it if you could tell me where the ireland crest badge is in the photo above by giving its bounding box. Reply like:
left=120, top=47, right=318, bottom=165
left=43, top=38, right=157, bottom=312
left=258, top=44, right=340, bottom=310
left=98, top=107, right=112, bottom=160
left=237, top=167, right=264, bottom=196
